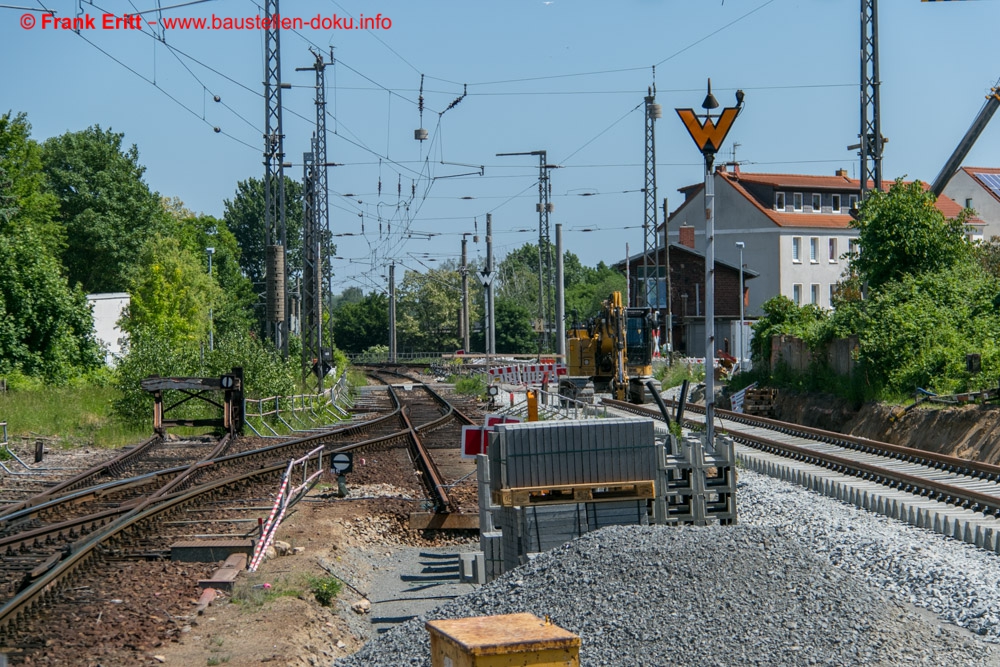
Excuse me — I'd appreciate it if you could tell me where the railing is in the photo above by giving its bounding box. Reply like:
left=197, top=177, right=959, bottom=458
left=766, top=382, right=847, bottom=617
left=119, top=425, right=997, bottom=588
left=499, top=387, right=608, bottom=421
left=243, top=374, right=353, bottom=438
left=0, top=422, right=75, bottom=475
left=345, top=351, right=448, bottom=364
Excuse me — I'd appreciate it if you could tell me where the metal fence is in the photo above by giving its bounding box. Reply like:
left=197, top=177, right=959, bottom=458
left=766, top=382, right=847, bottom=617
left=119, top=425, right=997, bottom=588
left=243, top=374, right=353, bottom=437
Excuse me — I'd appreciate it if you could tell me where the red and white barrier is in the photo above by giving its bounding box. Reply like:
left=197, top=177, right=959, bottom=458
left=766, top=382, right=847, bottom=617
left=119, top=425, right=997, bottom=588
left=487, top=362, right=567, bottom=385
left=248, top=445, right=325, bottom=573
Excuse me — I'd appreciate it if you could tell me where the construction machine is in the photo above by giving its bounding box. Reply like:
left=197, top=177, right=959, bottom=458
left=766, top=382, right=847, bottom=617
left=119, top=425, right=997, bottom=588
left=560, top=291, right=661, bottom=404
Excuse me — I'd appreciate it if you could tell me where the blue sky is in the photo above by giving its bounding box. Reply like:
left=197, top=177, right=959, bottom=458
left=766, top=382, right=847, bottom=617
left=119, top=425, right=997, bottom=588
left=4, top=0, right=1000, bottom=294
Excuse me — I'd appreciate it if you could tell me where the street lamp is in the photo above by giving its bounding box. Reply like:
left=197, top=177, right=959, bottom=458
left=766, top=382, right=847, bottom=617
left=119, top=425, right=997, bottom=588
left=735, top=241, right=745, bottom=371
left=676, top=79, right=744, bottom=449
left=206, top=247, right=215, bottom=352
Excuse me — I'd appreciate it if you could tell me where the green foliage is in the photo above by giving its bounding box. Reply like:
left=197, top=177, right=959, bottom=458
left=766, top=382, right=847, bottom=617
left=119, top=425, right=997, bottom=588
left=396, top=267, right=462, bottom=351
left=41, top=125, right=173, bottom=293
left=453, top=375, right=485, bottom=396
left=307, top=575, right=342, bottom=607
left=493, top=299, right=536, bottom=353
left=0, top=379, right=148, bottom=448
left=172, top=207, right=256, bottom=337
left=851, top=178, right=972, bottom=290
left=749, top=296, right=827, bottom=368
left=853, top=263, right=1000, bottom=395
left=121, top=235, right=223, bottom=352
left=0, top=209, right=102, bottom=380
left=0, top=112, right=62, bottom=250
left=223, top=176, right=304, bottom=288
left=565, top=262, right=627, bottom=322
left=654, top=360, right=705, bottom=388
left=112, top=328, right=296, bottom=426
left=331, top=292, right=389, bottom=353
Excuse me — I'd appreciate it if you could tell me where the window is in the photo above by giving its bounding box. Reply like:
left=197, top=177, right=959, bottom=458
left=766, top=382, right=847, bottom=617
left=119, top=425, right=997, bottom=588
left=811, top=284, right=820, bottom=305
left=966, top=198, right=973, bottom=209
left=829, top=284, right=837, bottom=304
left=848, top=239, right=858, bottom=258
left=849, top=194, right=859, bottom=211
left=792, top=237, right=801, bottom=262
left=829, top=238, right=838, bottom=262
left=832, top=194, right=842, bottom=213
left=793, top=193, right=803, bottom=211
left=809, top=237, right=819, bottom=263
left=792, top=284, right=802, bottom=305
left=811, top=193, right=821, bottom=211
left=775, top=192, right=786, bottom=210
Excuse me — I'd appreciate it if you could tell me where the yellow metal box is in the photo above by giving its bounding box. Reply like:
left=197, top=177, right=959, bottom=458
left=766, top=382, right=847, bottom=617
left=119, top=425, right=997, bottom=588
left=427, top=613, right=580, bottom=667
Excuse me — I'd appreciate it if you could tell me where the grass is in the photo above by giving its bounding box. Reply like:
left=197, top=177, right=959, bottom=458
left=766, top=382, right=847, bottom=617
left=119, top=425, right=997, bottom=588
left=0, top=383, right=149, bottom=449
left=654, top=359, right=706, bottom=389
left=230, top=574, right=305, bottom=609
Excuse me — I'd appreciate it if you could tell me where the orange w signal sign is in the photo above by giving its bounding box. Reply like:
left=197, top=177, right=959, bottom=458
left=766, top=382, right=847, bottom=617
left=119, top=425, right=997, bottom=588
left=676, top=107, right=739, bottom=155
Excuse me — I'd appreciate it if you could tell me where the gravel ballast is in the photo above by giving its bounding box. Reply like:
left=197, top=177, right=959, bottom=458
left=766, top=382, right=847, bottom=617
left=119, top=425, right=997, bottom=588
left=335, top=468, right=1000, bottom=666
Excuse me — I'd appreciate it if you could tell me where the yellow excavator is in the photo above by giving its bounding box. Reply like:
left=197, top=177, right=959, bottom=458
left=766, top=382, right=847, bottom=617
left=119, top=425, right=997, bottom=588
left=560, top=291, right=660, bottom=404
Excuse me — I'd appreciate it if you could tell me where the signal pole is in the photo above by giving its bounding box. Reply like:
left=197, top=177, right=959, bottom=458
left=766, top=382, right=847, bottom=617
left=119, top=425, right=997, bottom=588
left=677, top=79, right=744, bottom=450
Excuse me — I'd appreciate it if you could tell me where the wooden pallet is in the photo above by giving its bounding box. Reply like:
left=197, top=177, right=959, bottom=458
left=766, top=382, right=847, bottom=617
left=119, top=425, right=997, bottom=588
left=492, top=480, right=655, bottom=507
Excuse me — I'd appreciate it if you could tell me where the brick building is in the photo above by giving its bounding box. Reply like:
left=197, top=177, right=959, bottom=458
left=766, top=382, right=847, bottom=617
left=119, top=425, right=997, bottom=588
left=614, top=234, right=757, bottom=359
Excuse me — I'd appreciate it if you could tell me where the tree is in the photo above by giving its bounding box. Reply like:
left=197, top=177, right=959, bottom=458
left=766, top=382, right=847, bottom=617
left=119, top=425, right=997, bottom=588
left=396, top=266, right=462, bottom=351
left=173, top=209, right=256, bottom=337
left=0, top=116, right=101, bottom=380
left=494, top=299, right=536, bottom=353
left=223, top=176, right=304, bottom=289
left=0, top=112, right=62, bottom=250
left=41, top=125, right=173, bottom=293
left=331, top=292, right=389, bottom=352
left=851, top=179, right=972, bottom=289
left=0, top=169, right=101, bottom=379
left=120, top=235, right=222, bottom=351
left=565, top=261, right=627, bottom=320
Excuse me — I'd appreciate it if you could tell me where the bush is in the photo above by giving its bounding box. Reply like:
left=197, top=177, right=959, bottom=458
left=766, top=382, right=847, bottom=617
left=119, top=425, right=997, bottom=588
left=453, top=375, right=485, bottom=396
left=308, top=575, right=342, bottom=607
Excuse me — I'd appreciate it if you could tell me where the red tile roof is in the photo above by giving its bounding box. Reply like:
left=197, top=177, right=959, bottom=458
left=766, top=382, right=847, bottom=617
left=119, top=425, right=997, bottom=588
left=679, top=170, right=980, bottom=229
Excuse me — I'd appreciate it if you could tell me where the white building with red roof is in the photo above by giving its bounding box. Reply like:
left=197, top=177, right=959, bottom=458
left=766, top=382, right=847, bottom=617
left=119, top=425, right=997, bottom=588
left=663, top=165, right=977, bottom=316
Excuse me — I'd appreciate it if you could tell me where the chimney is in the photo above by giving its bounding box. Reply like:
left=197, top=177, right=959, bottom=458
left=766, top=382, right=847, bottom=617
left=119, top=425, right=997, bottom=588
left=836, top=168, right=848, bottom=178
left=716, top=163, right=727, bottom=174
left=679, top=225, right=695, bottom=249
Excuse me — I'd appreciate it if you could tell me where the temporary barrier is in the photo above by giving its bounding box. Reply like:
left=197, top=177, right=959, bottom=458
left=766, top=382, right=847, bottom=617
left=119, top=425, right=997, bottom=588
left=487, top=362, right=567, bottom=386
left=248, top=445, right=325, bottom=572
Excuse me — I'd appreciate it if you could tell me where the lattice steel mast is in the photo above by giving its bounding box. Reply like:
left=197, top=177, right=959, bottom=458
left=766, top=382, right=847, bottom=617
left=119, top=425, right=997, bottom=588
left=297, top=49, right=332, bottom=391
left=643, top=85, right=662, bottom=309
left=263, top=0, right=288, bottom=354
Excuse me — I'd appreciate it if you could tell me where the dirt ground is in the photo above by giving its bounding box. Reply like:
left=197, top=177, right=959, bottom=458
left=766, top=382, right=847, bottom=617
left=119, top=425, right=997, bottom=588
left=148, top=484, right=474, bottom=667
left=772, top=391, right=1000, bottom=466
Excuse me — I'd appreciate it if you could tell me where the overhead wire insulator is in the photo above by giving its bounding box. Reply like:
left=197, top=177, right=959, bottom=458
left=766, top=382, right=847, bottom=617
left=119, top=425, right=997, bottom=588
left=440, top=84, right=467, bottom=117
left=415, top=74, right=427, bottom=141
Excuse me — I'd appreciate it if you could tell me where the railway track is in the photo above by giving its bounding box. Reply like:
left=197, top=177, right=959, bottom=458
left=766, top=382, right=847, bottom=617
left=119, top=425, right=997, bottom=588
left=605, top=397, right=1000, bottom=551
left=0, top=374, right=482, bottom=659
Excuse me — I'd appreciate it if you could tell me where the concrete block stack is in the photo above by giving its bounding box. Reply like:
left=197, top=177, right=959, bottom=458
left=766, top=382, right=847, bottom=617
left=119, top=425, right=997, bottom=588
left=484, top=419, right=658, bottom=580
left=654, top=434, right=737, bottom=526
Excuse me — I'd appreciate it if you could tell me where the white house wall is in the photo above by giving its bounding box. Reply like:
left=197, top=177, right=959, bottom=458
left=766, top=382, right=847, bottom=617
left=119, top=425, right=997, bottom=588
left=943, top=170, right=1000, bottom=239
left=665, top=172, right=858, bottom=315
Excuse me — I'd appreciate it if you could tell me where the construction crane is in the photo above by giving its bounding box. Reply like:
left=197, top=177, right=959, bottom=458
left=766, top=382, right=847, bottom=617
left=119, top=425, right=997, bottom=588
left=931, top=80, right=1000, bottom=197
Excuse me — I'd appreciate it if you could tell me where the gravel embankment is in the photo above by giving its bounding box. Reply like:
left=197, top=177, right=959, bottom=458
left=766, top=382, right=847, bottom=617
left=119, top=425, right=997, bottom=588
left=335, top=468, right=1000, bottom=666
